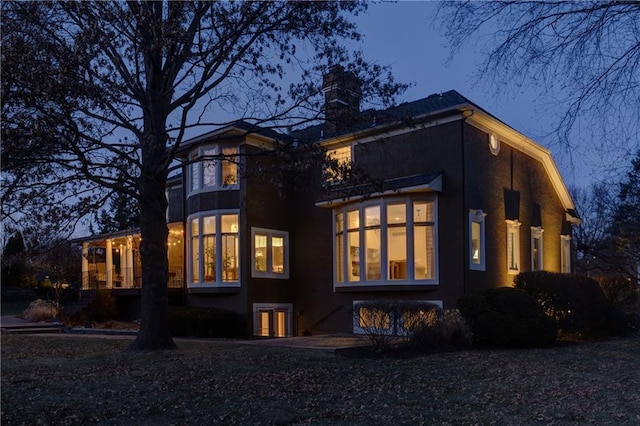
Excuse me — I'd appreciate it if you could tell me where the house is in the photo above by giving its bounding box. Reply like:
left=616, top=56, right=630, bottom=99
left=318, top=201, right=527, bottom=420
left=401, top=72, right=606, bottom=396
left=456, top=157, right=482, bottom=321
left=77, top=65, right=580, bottom=337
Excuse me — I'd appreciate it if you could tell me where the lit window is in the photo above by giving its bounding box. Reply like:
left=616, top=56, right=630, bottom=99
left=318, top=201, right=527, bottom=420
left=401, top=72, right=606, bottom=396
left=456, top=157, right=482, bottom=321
left=334, top=196, right=438, bottom=287
left=188, top=212, right=239, bottom=286
left=251, top=228, right=289, bottom=279
left=531, top=227, right=544, bottom=271
left=469, top=209, right=487, bottom=271
left=561, top=235, right=571, bottom=273
left=358, top=307, right=390, bottom=330
left=253, top=303, right=292, bottom=337
left=188, top=146, right=238, bottom=194
left=506, top=220, right=521, bottom=274
left=352, top=300, right=443, bottom=335
left=324, top=145, right=352, bottom=182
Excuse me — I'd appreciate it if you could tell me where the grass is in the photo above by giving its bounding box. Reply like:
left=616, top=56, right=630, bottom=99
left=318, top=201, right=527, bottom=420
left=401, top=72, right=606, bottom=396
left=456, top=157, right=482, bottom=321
left=1, top=334, right=639, bottom=425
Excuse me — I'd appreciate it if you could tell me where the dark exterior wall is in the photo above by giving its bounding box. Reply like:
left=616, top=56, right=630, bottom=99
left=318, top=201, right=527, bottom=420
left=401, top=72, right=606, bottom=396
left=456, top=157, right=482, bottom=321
left=463, top=123, right=567, bottom=292
left=167, top=184, right=184, bottom=223
left=293, top=120, right=469, bottom=334
left=243, top=145, right=295, bottom=315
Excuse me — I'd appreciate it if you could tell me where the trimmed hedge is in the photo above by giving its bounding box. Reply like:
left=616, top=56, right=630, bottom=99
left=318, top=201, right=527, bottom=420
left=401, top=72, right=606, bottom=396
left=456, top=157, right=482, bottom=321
left=457, top=287, right=557, bottom=348
left=514, top=271, right=616, bottom=336
left=168, top=306, right=246, bottom=338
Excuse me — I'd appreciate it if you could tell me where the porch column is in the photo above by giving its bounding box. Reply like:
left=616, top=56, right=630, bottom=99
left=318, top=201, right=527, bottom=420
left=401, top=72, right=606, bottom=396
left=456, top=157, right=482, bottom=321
left=82, top=243, right=89, bottom=289
left=126, top=237, right=134, bottom=287
left=105, top=239, right=113, bottom=288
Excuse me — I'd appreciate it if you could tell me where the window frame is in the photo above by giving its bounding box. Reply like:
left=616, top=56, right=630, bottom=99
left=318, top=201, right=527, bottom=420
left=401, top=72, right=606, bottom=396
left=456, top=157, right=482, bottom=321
left=187, top=145, right=238, bottom=195
left=506, top=219, right=521, bottom=274
left=252, top=303, right=293, bottom=337
left=251, top=227, right=290, bottom=279
left=187, top=210, right=240, bottom=288
left=324, top=145, right=353, bottom=183
left=469, top=209, right=487, bottom=271
left=333, top=195, right=438, bottom=288
left=531, top=226, right=544, bottom=271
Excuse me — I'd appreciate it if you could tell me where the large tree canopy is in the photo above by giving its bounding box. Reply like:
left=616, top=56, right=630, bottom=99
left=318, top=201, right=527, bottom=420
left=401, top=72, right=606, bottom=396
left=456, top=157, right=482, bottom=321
left=1, top=1, right=405, bottom=350
left=437, top=1, right=640, bottom=170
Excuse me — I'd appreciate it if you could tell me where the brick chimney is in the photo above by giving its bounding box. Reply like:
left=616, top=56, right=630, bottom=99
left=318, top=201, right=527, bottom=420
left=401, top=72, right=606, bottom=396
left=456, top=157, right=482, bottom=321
left=322, top=65, right=361, bottom=135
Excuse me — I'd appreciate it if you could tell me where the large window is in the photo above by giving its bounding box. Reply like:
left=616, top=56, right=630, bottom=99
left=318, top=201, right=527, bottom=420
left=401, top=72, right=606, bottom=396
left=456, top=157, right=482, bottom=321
left=251, top=228, right=289, bottom=279
left=324, top=145, right=352, bottom=182
left=506, top=220, right=521, bottom=274
left=531, top=227, right=544, bottom=271
left=469, top=209, right=486, bottom=271
left=188, top=145, right=238, bottom=194
left=334, top=196, right=438, bottom=287
left=561, top=235, right=571, bottom=273
left=188, top=212, right=239, bottom=286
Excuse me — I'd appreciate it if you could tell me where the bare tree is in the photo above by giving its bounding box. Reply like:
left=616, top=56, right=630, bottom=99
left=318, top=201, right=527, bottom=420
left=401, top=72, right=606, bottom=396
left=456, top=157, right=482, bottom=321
left=1, top=2, right=406, bottom=350
left=437, top=1, right=640, bottom=167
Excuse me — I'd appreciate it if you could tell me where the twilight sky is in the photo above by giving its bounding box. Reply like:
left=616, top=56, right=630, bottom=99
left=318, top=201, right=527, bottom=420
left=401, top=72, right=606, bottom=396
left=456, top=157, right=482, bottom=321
left=353, top=2, right=592, bottom=187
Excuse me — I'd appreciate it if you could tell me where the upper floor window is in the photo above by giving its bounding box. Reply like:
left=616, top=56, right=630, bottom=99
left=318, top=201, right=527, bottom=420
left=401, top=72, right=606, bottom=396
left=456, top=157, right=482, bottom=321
left=324, top=145, right=352, bottom=182
left=251, top=227, right=289, bottom=279
left=188, top=211, right=239, bottom=287
left=334, top=195, right=438, bottom=287
left=506, top=220, right=521, bottom=274
left=188, top=146, right=238, bottom=194
left=531, top=227, right=544, bottom=271
left=469, top=209, right=487, bottom=271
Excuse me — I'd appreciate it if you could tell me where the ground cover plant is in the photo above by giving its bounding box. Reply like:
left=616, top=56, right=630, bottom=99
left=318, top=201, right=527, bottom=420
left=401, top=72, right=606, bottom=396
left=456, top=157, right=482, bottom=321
left=2, top=334, right=639, bottom=424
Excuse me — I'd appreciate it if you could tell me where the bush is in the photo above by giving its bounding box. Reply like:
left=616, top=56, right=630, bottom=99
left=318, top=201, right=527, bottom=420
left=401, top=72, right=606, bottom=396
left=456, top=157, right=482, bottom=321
left=514, top=271, right=614, bottom=336
left=457, top=287, right=557, bottom=348
left=22, top=299, right=59, bottom=322
left=168, top=306, right=246, bottom=338
left=596, top=277, right=640, bottom=335
left=410, top=309, right=473, bottom=352
left=354, top=300, right=441, bottom=351
left=87, top=290, right=117, bottom=322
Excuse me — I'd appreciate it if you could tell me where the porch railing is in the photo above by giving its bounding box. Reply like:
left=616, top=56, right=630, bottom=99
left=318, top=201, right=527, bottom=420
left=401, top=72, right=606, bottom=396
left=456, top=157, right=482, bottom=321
left=82, top=266, right=183, bottom=290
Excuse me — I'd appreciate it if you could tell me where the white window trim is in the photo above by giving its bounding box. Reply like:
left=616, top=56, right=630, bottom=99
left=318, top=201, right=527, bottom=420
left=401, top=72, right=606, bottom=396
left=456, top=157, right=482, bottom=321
left=333, top=195, right=439, bottom=289
left=252, top=303, right=293, bottom=337
left=531, top=226, right=544, bottom=271
left=251, top=227, right=290, bottom=279
left=187, top=210, right=240, bottom=288
left=506, top=219, right=522, bottom=274
left=352, top=300, right=443, bottom=335
left=560, top=235, right=571, bottom=273
left=187, top=145, right=239, bottom=195
left=469, top=209, right=487, bottom=271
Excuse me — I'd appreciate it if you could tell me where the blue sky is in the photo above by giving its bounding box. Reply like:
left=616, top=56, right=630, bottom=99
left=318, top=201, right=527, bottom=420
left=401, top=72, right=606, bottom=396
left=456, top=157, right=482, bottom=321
left=353, top=2, right=590, bottom=187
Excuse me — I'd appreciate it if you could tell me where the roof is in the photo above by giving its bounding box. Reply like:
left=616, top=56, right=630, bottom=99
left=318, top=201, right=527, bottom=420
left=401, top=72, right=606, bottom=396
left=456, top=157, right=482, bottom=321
left=317, top=172, right=442, bottom=208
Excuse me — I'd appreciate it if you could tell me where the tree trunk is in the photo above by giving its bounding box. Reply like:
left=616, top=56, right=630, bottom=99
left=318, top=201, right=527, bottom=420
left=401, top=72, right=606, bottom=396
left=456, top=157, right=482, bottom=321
left=128, top=134, right=177, bottom=351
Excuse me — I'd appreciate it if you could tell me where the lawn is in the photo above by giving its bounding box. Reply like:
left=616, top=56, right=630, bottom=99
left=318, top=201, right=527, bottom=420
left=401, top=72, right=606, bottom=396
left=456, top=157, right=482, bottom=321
left=1, top=334, right=639, bottom=425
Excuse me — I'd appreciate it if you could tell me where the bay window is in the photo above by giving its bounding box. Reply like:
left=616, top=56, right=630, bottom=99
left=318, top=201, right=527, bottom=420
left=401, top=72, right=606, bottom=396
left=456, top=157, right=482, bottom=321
left=334, top=196, right=438, bottom=287
left=188, top=212, right=239, bottom=286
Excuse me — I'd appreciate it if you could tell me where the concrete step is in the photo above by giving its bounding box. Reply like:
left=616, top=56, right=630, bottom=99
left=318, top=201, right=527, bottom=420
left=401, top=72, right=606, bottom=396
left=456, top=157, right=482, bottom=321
left=2, top=326, right=63, bottom=334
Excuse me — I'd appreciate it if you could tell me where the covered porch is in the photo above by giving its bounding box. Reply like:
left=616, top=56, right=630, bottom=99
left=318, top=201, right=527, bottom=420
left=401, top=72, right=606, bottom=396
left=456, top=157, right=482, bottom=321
left=79, top=224, right=184, bottom=290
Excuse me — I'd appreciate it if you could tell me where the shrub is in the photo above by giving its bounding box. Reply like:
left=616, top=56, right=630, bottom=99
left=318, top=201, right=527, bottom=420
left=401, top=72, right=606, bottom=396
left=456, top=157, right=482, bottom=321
left=514, top=271, right=612, bottom=336
left=354, top=300, right=441, bottom=351
left=22, top=299, right=59, bottom=322
left=87, top=290, right=117, bottom=322
left=596, top=277, right=640, bottom=335
left=457, top=287, right=557, bottom=348
left=409, top=309, right=473, bottom=352
left=168, top=306, right=246, bottom=338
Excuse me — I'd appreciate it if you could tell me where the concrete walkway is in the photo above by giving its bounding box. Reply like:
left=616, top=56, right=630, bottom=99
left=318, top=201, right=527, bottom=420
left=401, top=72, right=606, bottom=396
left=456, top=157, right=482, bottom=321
left=1, top=315, right=371, bottom=351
